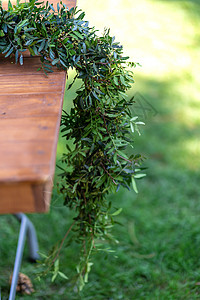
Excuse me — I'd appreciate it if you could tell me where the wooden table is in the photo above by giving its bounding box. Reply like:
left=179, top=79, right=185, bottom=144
left=0, top=0, right=76, bottom=214
left=0, top=56, right=66, bottom=213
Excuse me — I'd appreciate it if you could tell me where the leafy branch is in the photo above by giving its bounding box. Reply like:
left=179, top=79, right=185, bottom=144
left=0, top=0, right=145, bottom=291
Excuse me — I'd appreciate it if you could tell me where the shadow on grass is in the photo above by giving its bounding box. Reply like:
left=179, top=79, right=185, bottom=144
left=129, top=74, right=200, bottom=172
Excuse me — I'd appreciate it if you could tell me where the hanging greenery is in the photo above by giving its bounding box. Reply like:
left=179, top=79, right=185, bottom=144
left=0, top=0, right=145, bottom=291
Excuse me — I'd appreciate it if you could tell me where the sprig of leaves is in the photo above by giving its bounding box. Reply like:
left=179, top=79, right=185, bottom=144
left=0, top=0, right=145, bottom=291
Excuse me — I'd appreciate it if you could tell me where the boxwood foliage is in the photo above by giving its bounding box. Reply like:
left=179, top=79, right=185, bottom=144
left=0, top=0, right=145, bottom=290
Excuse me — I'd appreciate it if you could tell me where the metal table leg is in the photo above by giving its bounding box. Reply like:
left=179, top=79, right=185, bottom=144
left=8, top=213, right=39, bottom=300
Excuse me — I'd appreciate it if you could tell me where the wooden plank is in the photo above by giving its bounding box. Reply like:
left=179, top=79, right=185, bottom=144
left=0, top=117, right=57, bottom=142
left=0, top=165, right=51, bottom=183
left=0, top=56, right=61, bottom=74
left=0, top=69, right=66, bottom=212
left=0, top=183, right=36, bottom=213
left=0, top=73, right=65, bottom=94
left=0, top=181, right=52, bottom=213
left=0, top=141, right=53, bottom=172
left=0, top=93, right=63, bottom=118
left=0, top=60, right=66, bottom=213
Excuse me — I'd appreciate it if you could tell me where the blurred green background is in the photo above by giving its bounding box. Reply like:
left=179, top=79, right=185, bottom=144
left=1, top=0, right=200, bottom=299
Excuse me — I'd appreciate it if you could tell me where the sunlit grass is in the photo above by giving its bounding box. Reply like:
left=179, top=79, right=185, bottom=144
left=78, top=0, right=200, bottom=76
left=76, top=0, right=200, bottom=172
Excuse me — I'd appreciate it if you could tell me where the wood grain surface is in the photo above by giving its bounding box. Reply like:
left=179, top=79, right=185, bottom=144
left=0, top=57, right=68, bottom=212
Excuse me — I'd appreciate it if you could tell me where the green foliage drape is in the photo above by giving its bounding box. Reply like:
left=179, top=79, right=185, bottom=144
left=0, top=0, right=145, bottom=289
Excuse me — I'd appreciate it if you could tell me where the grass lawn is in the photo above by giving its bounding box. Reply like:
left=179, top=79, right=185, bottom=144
left=1, top=0, right=200, bottom=299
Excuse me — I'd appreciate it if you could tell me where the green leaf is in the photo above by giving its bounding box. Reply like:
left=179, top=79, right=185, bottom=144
left=113, top=76, right=119, bottom=85
left=2, top=23, right=7, bottom=33
left=49, top=49, right=55, bottom=60
left=0, top=30, right=5, bottom=37
left=131, top=176, right=138, bottom=193
left=130, top=122, right=134, bottom=133
left=51, top=272, right=58, bottom=282
left=74, top=31, right=84, bottom=39
left=19, top=54, right=23, bottom=65
left=120, top=75, right=126, bottom=85
left=111, top=207, right=122, bottom=216
left=54, top=259, right=59, bottom=268
left=5, top=46, right=14, bottom=57
left=18, top=19, right=29, bottom=28
left=38, top=40, right=45, bottom=52
left=69, top=33, right=78, bottom=40
left=52, top=58, right=59, bottom=65
left=136, top=121, right=145, bottom=125
left=49, top=3, right=55, bottom=12
left=92, top=91, right=100, bottom=101
left=58, top=271, right=68, bottom=280
left=130, top=116, right=138, bottom=122
left=134, top=173, right=146, bottom=179
left=8, top=0, right=12, bottom=9
left=2, top=43, right=11, bottom=54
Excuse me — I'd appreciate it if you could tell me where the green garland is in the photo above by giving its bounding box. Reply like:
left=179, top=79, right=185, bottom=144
left=0, top=0, right=145, bottom=291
